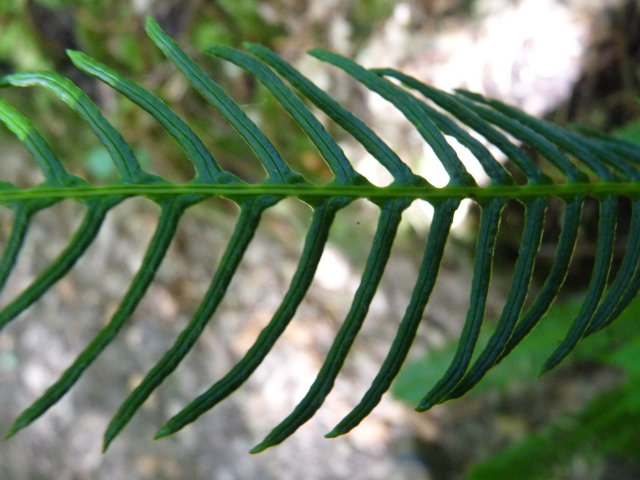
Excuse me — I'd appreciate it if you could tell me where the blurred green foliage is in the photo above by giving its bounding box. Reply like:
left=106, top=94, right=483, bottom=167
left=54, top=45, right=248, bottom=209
left=614, top=115, right=640, bottom=145
left=393, top=293, right=640, bottom=479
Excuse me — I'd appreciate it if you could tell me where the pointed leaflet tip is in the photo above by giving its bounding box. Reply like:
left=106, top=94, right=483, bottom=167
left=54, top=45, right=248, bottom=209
left=248, top=441, right=270, bottom=455
left=415, top=399, right=437, bottom=413
left=540, top=356, right=564, bottom=376
left=66, top=49, right=92, bottom=67
left=145, top=16, right=158, bottom=30
left=103, top=421, right=128, bottom=452
left=66, top=50, right=93, bottom=72
left=145, top=17, right=165, bottom=39
left=307, top=48, right=326, bottom=57
left=153, top=425, right=172, bottom=440
left=4, top=427, right=18, bottom=441
left=5, top=413, right=33, bottom=441
left=538, top=366, right=550, bottom=378
left=323, top=428, right=342, bottom=439
left=102, top=436, right=113, bottom=453
left=102, top=433, right=113, bottom=453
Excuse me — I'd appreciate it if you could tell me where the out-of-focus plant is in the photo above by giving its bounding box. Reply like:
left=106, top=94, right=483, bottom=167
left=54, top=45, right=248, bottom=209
left=461, top=295, right=640, bottom=479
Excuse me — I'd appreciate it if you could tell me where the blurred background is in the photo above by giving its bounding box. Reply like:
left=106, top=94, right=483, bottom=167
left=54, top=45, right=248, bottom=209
left=0, top=0, right=639, bottom=478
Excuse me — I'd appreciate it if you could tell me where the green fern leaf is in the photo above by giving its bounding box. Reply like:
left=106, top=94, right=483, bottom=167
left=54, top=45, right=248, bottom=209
left=0, top=17, right=638, bottom=454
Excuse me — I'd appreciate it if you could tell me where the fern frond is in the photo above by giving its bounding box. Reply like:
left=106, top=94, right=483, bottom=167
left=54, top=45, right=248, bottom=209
left=0, top=17, right=638, bottom=454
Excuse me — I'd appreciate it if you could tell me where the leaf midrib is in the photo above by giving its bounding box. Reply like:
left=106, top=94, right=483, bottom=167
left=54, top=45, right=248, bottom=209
left=0, top=181, right=637, bottom=203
